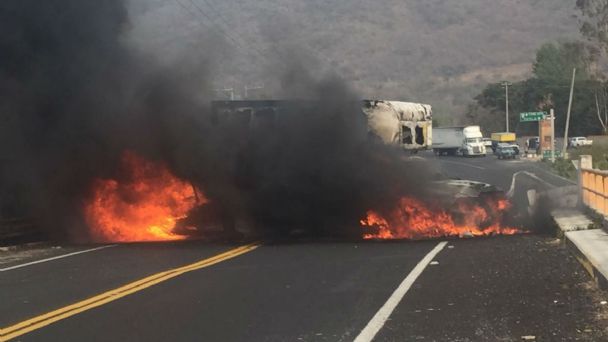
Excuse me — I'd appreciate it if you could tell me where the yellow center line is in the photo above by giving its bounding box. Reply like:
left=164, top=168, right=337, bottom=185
left=0, top=242, right=260, bottom=341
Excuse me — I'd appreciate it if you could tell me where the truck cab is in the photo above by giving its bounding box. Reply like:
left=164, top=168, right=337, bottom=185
left=461, top=126, right=486, bottom=157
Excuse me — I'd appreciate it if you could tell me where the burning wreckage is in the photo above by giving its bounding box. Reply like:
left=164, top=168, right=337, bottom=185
left=82, top=100, right=519, bottom=243
left=361, top=179, right=519, bottom=240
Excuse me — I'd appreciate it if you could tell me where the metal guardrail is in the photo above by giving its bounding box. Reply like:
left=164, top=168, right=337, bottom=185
left=581, top=168, right=608, bottom=216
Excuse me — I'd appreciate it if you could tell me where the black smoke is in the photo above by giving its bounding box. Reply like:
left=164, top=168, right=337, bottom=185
left=0, top=1, right=138, bottom=240
left=0, top=0, right=434, bottom=241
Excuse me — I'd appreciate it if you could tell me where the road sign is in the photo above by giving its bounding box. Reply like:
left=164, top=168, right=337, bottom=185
left=520, top=112, right=547, bottom=122
left=542, top=150, right=562, bottom=159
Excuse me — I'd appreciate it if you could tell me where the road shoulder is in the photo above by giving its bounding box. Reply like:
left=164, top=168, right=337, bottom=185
left=552, top=208, right=608, bottom=290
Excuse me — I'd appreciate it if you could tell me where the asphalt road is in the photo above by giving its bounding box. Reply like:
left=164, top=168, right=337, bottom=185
left=2, top=154, right=608, bottom=341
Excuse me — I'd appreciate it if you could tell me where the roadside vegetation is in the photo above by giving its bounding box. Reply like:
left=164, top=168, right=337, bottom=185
left=545, top=137, right=608, bottom=180
left=547, top=158, right=578, bottom=180
left=467, top=1, right=608, bottom=179
left=568, top=136, right=608, bottom=169
left=466, top=1, right=608, bottom=138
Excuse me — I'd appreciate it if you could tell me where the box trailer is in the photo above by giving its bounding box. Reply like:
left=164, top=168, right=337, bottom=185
left=432, top=126, right=486, bottom=157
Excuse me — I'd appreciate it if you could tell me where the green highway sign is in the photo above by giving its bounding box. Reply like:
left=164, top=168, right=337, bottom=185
left=542, top=150, right=562, bottom=159
left=520, top=111, right=547, bottom=122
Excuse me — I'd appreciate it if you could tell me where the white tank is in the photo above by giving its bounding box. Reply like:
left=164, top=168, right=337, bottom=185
left=362, top=100, right=432, bottom=150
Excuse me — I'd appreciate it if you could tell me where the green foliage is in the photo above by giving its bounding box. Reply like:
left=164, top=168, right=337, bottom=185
left=567, top=140, right=608, bottom=169
left=576, top=0, right=608, bottom=53
left=533, top=42, right=590, bottom=82
left=467, top=41, right=605, bottom=136
left=596, top=159, right=608, bottom=170
left=549, top=158, right=577, bottom=180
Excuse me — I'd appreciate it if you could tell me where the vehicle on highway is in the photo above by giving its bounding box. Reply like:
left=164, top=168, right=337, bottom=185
left=496, top=144, right=517, bottom=159
left=568, top=136, right=593, bottom=148
left=490, top=132, right=517, bottom=153
left=432, top=126, right=486, bottom=157
left=482, top=138, right=493, bottom=149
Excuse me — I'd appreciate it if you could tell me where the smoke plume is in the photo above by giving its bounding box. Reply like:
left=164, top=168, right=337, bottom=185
left=0, top=0, right=435, bottom=241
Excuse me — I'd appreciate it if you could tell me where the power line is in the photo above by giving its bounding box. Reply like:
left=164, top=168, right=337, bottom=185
left=194, top=0, right=270, bottom=59
left=197, top=0, right=233, bottom=35
left=177, top=0, right=244, bottom=51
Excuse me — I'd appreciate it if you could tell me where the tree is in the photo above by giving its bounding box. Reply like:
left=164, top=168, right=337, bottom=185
left=467, top=40, right=605, bottom=136
left=533, top=42, right=591, bottom=82
left=577, top=0, right=608, bottom=54
left=594, top=85, right=608, bottom=134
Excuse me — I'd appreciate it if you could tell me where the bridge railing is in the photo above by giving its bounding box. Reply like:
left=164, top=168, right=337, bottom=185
left=580, top=155, right=608, bottom=217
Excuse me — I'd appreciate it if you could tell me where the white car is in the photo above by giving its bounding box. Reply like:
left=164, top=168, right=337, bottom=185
left=568, top=137, right=593, bottom=148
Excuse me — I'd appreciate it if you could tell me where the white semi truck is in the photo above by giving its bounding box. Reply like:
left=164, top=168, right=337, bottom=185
left=432, top=126, right=486, bottom=157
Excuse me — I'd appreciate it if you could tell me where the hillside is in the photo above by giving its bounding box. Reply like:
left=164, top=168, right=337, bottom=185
left=126, top=0, right=580, bottom=121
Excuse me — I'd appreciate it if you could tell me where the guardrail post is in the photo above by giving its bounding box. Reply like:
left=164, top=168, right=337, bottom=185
left=580, top=155, right=592, bottom=208
left=604, top=175, right=608, bottom=216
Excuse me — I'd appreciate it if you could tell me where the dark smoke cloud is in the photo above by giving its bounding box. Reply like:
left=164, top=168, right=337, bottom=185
left=0, top=0, right=434, bottom=241
left=0, top=1, right=137, bottom=240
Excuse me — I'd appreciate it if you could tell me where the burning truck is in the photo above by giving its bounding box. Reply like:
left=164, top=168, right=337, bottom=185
left=211, top=99, right=433, bottom=152
left=1, top=0, right=520, bottom=245
left=82, top=100, right=518, bottom=243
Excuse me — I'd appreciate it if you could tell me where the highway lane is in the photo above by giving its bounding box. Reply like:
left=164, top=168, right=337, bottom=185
left=1, top=241, right=440, bottom=341
left=2, top=237, right=608, bottom=341
left=422, top=152, right=575, bottom=191
left=377, top=236, right=608, bottom=341
left=0, top=242, right=232, bottom=327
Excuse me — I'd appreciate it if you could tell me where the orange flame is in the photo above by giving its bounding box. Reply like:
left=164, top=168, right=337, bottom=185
left=84, top=151, right=205, bottom=242
left=360, top=196, right=519, bottom=240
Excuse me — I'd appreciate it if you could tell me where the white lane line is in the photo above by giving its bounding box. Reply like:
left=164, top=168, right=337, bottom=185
left=438, top=160, right=486, bottom=170
left=530, top=164, right=577, bottom=185
left=354, top=241, right=448, bottom=342
left=0, top=245, right=117, bottom=272
left=506, top=171, right=555, bottom=198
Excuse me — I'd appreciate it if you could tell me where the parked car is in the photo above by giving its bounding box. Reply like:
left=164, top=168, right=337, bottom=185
left=496, top=144, right=517, bottom=160
left=494, top=142, right=519, bottom=155
left=568, top=137, right=593, bottom=148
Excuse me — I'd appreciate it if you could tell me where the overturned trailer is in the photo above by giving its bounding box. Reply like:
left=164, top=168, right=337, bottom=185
left=361, top=100, right=432, bottom=151
left=210, top=100, right=432, bottom=152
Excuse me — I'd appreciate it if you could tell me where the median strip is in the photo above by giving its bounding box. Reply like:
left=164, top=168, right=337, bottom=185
left=0, top=242, right=260, bottom=341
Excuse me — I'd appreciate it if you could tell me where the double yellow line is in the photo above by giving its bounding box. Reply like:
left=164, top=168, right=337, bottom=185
left=0, top=243, right=260, bottom=341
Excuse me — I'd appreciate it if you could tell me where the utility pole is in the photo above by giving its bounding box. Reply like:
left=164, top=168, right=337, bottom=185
left=550, top=108, right=555, bottom=163
left=562, top=68, right=577, bottom=157
left=501, top=81, right=512, bottom=132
